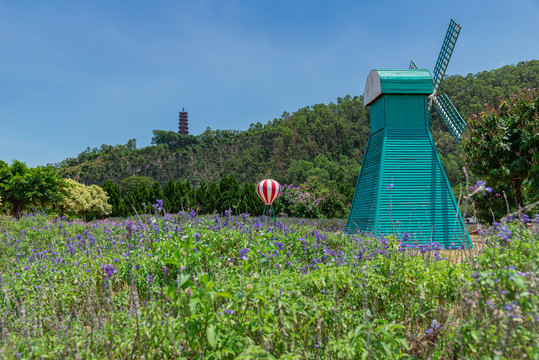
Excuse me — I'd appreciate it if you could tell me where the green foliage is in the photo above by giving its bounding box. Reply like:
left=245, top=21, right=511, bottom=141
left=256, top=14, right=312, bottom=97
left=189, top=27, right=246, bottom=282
left=239, top=182, right=264, bottom=215
left=51, top=139, right=137, bottom=168
left=440, top=153, right=465, bottom=185
left=195, top=180, right=213, bottom=214
left=464, top=89, right=539, bottom=210
left=60, top=179, right=112, bottom=219
left=163, top=178, right=196, bottom=212
left=218, top=174, right=241, bottom=213
left=120, top=176, right=158, bottom=194
left=279, top=176, right=348, bottom=219
left=0, top=160, right=66, bottom=218
left=437, top=60, right=539, bottom=122
left=151, top=129, right=182, bottom=146
left=151, top=130, right=198, bottom=149
left=101, top=180, right=123, bottom=217
left=1, top=210, right=537, bottom=358
left=448, top=220, right=539, bottom=358
left=468, top=182, right=516, bottom=222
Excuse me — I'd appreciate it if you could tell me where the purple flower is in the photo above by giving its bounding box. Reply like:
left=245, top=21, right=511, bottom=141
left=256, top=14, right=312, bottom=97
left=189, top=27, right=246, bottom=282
left=152, top=199, right=164, bottom=212
left=238, top=248, right=250, bottom=260
left=425, top=319, right=443, bottom=335
left=498, top=225, right=512, bottom=241
left=475, top=180, right=492, bottom=195
left=223, top=309, right=235, bottom=315
left=101, top=264, right=117, bottom=279
left=189, top=210, right=196, bottom=219
left=126, top=221, right=135, bottom=237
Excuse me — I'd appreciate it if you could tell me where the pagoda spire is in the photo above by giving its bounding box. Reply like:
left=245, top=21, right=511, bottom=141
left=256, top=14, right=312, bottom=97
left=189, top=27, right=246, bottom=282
left=178, top=108, right=189, bottom=135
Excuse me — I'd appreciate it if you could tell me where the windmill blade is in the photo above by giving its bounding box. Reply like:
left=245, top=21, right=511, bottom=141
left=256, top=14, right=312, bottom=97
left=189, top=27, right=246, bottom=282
left=432, top=93, right=467, bottom=143
left=409, top=60, right=418, bottom=69
left=432, top=19, right=461, bottom=95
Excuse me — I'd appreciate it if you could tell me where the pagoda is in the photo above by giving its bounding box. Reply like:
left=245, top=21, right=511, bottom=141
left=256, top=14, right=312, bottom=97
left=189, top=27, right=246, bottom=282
left=178, top=108, right=189, bottom=135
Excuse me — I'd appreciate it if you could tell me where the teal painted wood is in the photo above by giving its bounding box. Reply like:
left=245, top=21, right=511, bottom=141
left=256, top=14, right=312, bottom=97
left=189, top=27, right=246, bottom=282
left=364, top=69, right=432, bottom=106
left=375, top=128, right=470, bottom=246
left=347, top=70, right=472, bottom=248
left=346, top=130, right=384, bottom=234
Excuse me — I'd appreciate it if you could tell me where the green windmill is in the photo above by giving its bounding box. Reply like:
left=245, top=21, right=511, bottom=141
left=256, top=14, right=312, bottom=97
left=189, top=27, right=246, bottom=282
left=346, top=19, right=472, bottom=248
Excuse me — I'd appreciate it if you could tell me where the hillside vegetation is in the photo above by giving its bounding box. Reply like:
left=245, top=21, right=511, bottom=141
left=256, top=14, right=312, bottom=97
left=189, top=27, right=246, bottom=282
left=55, top=60, right=539, bottom=200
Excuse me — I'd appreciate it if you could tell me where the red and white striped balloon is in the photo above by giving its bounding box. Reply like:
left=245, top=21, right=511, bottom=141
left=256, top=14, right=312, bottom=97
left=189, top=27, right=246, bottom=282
left=256, top=179, right=281, bottom=206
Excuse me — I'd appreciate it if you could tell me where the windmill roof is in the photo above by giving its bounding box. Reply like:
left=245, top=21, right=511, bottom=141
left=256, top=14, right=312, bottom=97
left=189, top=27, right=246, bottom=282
left=364, top=69, right=433, bottom=106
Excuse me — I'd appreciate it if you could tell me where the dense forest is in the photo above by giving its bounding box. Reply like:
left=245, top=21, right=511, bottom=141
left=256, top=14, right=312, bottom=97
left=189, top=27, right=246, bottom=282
left=55, top=60, right=539, bottom=202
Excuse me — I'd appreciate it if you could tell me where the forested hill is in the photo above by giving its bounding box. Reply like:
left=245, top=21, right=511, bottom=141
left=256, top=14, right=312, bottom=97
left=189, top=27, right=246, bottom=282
left=56, top=60, right=539, bottom=197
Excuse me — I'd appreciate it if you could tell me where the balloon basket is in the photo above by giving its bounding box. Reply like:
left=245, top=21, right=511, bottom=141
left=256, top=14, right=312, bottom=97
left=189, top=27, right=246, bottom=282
left=261, top=205, right=277, bottom=225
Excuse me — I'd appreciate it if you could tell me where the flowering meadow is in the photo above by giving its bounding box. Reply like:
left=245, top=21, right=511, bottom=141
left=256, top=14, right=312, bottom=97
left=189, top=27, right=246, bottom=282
left=0, top=207, right=538, bottom=359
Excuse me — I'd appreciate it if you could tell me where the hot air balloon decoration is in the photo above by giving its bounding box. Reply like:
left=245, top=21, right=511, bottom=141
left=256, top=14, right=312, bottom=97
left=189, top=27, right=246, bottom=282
left=256, top=179, right=281, bottom=222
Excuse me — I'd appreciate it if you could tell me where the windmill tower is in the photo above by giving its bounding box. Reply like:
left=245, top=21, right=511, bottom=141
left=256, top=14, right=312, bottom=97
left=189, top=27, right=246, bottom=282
left=346, top=19, right=472, bottom=248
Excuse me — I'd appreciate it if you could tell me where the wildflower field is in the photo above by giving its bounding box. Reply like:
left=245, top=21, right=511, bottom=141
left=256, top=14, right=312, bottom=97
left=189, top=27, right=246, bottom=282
left=0, top=209, right=537, bottom=359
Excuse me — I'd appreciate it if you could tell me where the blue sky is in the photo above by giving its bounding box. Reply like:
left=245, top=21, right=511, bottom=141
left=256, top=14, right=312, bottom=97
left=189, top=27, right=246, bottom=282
left=1, top=0, right=538, bottom=167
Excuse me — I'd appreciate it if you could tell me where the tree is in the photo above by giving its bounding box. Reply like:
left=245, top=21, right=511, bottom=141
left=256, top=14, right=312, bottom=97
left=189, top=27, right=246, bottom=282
left=239, top=182, right=263, bottom=215
left=195, top=180, right=210, bottom=213
left=207, top=181, right=220, bottom=214
left=218, top=174, right=240, bottom=213
left=102, top=180, right=123, bottom=217
left=126, top=138, right=137, bottom=150
left=151, top=130, right=198, bottom=148
left=60, top=179, right=112, bottom=219
left=148, top=181, right=163, bottom=206
left=464, top=89, right=538, bottom=211
left=177, top=179, right=196, bottom=210
left=120, top=176, right=157, bottom=194
left=163, top=179, right=180, bottom=212
left=0, top=160, right=66, bottom=218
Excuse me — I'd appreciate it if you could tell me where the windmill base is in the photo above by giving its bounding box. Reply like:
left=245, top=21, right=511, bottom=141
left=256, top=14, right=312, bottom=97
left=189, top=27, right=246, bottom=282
left=346, top=127, right=472, bottom=248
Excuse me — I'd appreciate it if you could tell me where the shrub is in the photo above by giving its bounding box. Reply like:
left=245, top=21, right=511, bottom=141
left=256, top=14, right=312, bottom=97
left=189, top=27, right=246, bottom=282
left=60, top=178, right=112, bottom=219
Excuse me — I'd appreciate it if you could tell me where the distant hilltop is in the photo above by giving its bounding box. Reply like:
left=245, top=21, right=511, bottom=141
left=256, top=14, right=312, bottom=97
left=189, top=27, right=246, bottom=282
left=54, top=60, right=538, bottom=195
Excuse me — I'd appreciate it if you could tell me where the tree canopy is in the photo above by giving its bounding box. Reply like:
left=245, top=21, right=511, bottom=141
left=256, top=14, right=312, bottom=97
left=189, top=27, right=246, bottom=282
left=463, top=89, right=538, bottom=211
left=0, top=160, right=66, bottom=218
left=121, top=176, right=158, bottom=194
left=60, top=179, right=112, bottom=219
